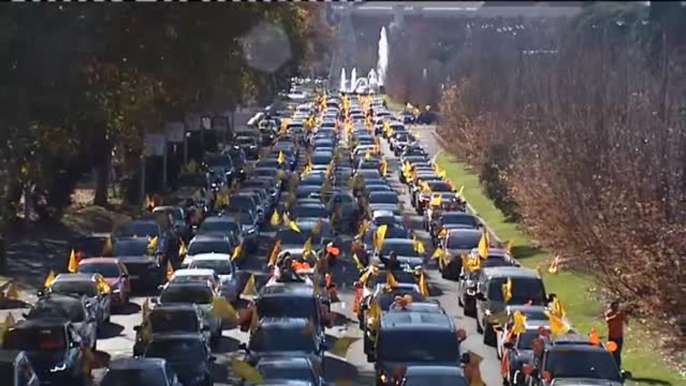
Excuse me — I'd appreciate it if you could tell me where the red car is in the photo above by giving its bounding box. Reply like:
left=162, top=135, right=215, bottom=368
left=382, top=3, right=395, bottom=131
left=77, top=257, right=131, bottom=308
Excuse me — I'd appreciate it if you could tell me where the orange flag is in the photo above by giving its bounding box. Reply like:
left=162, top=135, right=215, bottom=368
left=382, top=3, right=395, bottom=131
left=166, top=261, right=174, bottom=282
left=67, top=249, right=79, bottom=273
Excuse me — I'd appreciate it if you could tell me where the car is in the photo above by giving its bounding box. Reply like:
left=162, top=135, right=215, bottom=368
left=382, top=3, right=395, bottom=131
left=142, top=333, right=215, bottom=386
left=255, top=356, right=326, bottom=386
left=496, top=305, right=551, bottom=359
left=226, top=194, right=262, bottom=224
left=77, top=257, right=131, bottom=308
left=133, top=304, right=209, bottom=357
left=197, top=216, right=248, bottom=254
left=275, top=226, right=330, bottom=262
left=235, top=136, right=260, bottom=159
left=291, top=203, right=330, bottom=222
left=3, top=318, right=87, bottom=386
left=112, top=237, right=166, bottom=290
left=413, top=181, right=454, bottom=214
left=255, top=282, right=329, bottom=344
left=0, top=349, right=40, bottom=386
left=400, top=365, right=468, bottom=386
left=374, top=238, right=425, bottom=270
left=152, top=206, right=189, bottom=243
left=26, top=294, right=98, bottom=350
left=156, top=282, right=223, bottom=345
left=458, top=248, right=518, bottom=316
left=115, top=217, right=177, bottom=265
left=226, top=146, right=250, bottom=179
left=187, top=234, right=234, bottom=257
left=475, top=267, right=552, bottom=346
left=430, top=212, right=479, bottom=242
left=366, top=191, right=401, bottom=213
left=325, top=191, right=358, bottom=232
left=439, top=229, right=484, bottom=280
left=184, top=254, right=240, bottom=302
left=220, top=210, right=259, bottom=249
left=45, top=273, right=111, bottom=327
left=101, top=357, right=183, bottom=386
left=205, top=157, right=234, bottom=187
left=168, top=269, right=222, bottom=294
left=524, top=334, right=625, bottom=386
left=374, top=312, right=466, bottom=384
left=241, top=318, right=326, bottom=375
left=500, top=321, right=551, bottom=385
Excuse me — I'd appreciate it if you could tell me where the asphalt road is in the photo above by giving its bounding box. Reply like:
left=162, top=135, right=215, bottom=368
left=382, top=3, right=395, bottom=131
left=0, top=123, right=503, bottom=385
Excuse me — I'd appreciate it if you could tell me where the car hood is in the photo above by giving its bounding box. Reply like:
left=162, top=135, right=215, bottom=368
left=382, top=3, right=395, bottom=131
left=368, top=204, right=399, bottom=213
left=551, top=378, right=622, bottom=386
left=25, top=351, right=66, bottom=374
left=378, top=361, right=460, bottom=376
left=253, top=351, right=320, bottom=363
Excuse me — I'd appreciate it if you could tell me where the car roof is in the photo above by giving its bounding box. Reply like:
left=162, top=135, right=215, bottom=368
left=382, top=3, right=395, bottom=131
left=380, top=312, right=454, bottom=331
left=54, top=273, right=97, bottom=282
left=191, top=234, right=228, bottom=242
left=258, top=317, right=310, bottom=329
left=173, top=269, right=215, bottom=277
left=11, top=317, right=69, bottom=330
left=150, top=304, right=198, bottom=313
left=148, top=332, right=206, bottom=341
left=256, top=356, right=312, bottom=368
left=79, top=257, right=118, bottom=265
left=447, top=228, right=483, bottom=237
left=481, top=266, right=540, bottom=279
left=186, top=254, right=232, bottom=261
left=405, top=365, right=465, bottom=377
left=381, top=238, right=414, bottom=246
left=260, top=282, right=315, bottom=297
left=108, top=357, right=167, bottom=370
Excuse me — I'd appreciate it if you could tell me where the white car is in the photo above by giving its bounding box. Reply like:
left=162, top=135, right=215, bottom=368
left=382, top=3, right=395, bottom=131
left=183, top=254, right=241, bottom=303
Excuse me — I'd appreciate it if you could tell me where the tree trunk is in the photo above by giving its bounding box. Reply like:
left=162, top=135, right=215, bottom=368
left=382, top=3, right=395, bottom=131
left=93, top=142, right=112, bottom=206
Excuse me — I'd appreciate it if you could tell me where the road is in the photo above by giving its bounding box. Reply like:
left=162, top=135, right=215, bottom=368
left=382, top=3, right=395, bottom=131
left=0, top=124, right=502, bottom=385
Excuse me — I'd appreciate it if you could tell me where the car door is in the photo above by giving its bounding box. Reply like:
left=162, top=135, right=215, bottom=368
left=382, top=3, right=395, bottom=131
left=66, top=325, right=84, bottom=374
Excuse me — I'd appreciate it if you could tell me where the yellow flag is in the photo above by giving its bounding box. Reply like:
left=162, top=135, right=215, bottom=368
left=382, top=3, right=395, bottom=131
left=178, top=239, right=188, bottom=257
left=552, top=297, right=566, bottom=319
left=289, top=221, right=301, bottom=233
left=458, top=185, right=464, bottom=197
left=68, top=249, right=78, bottom=273
left=145, top=236, right=159, bottom=255
left=545, top=311, right=570, bottom=337
left=505, top=240, right=513, bottom=255
left=412, top=236, right=425, bottom=254
left=4, top=312, right=16, bottom=329
left=331, top=336, right=360, bottom=358
left=44, top=270, right=56, bottom=288
left=439, top=170, right=448, bottom=180
left=502, top=278, right=513, bottom=302
left=430, top=194, right=442, bottom=207
left=302, top=238, right=313, bottom=259
left=512, top=311, right=527, bottom=335
left=477, top=231, right=489, bottom=259
left=6, top=282, right=18, bottom=300
left=548, top=255, right=561, bottom=274
left=386, top=272, right=399, bottom=290
left=141, top=298, right=151, bottom=320
left=358, top=219, right=369, bottom=236
left=381, top=158, right=388, bottom=176
left=210, top=296, right=238, bottom=324
left=166, top=261, right=174, bottom=282
left=102, top=236, right=113, bottom=257
left=231, top=359, right=264, bottom=383
left=270, top=210, right=281, bottom=226
left=232, top=242, right=243, bottom=261
left=373, top=225, right=388, bottom=250
left=438, top=228, right=448, bottom=238
left=267, top=240, right=281, bottom=267
left=278, top=151, right=286, bottom=165
left=352, top=253, right=365, bottom=271
left=432, top=247, right=445, bottom=260
left=418, top=273, right=430, bottom=297
left=184, top=160, right=198, bottom=173
left=243, top=274, right=256, bottom=296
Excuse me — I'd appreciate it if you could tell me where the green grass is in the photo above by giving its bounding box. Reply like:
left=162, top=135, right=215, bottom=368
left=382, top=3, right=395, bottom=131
left=436, top=152, right=684, bottom=386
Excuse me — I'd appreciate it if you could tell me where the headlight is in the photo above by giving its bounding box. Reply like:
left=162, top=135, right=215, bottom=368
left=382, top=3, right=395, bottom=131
left=379, top=373, right=388, bottom=383
left=50, top=363, right=67, bottom=373
left=246, top=227, right=257, bottom=235
left=485, top=309, right=492, bottom=316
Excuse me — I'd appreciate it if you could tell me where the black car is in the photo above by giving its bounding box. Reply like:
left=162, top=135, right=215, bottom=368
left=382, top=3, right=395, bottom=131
left=235, top=137, right=259, bottom=160
left=101, top=357, right=182, bottom=386
left=133, top=304, right=209, bottom=357
left=204, top=153, right=236, bottom=185
left=226, top=146, right=249, bottom=179
left=26, top=294, right=98, bottom=351
left=255, top=356, right=325, bottom=386
left=0, top=350, right=40, bottom=386
left=400, top=365, right=468, bottom=386
left=142, top=333, right=215, bottom=386
left=3, top=318, right=87, bottom=386
left=374, top=312, right=466, bottom=385
left=113, top=237, right=166, bottom=290
left=115, top=217, right=177, bottom=266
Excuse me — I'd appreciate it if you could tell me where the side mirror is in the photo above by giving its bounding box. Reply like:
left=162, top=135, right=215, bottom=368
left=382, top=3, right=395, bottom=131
left=460, top=353, right=471, bottom=364
left=320, top=342, right=329, bottom=351
left=209, top=355, right=217, bottom=362
left=503, top=342, right=514, bottom=350
left=121, top=273, right=129, bottom=278
left=157, top=285, right=165, bottom=291
left=548, top=293, right=557, bottom=303
left=202, top=326, right=210, bottom=332
left=22, top=313, right=28, bottom=318
left=151, top=298, right=159, bottom=305
left=475, top=292, right=486, bottom=301
left=133, top=325, right=141, bottom=332
left=238, top=342, right=248, bottom=351
left=622, top=370, right=632, bottom=381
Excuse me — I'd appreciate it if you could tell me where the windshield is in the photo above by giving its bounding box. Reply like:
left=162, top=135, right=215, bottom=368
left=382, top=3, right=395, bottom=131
left=189, top=259, right=233, bottom=275
left=29, top=302, right=86, bottom=323
left=251, top=328, right=316, bottom=353
left=78, top=263, right=120, bottom=278
left=293, top=206, right=327, bottom=219
left=101, top=368, right=167, bottom=386
left=377, top=330, right=459, bottom=362
left=257, top=297, right=319, bottom=323
left=380, top=242, right=419, bottom=257
left=113, top=241, right=150, bottom=257
left=487, top=278, right=546, bottom=304
left=149, top=311, right=200, bottom=333
left=546, top=350, right=621, bottom=381
left=428, top=183, right=452, bottom=192
left=118, top=222, right=159, bottom=238
left=517, top=330, right=540, bottom=350
left=279, top=230, right=321, bottom=246
left=376, top=291, right=424, bottom=310
left=4, top=327, right=66, bottom=351
left=199, top=220, right=235, bottom=235
left=160, top=286, right=212, bottom=305
left=236, top=138, right=255, bottom=145
left=369, top=193, right=400, bottom=205
left=145, top=339, right=205, bottom=365
left=446, top=232, right=482, bottom=249
left=188, top=240, right=231, bottom=255
left=311, top=155, right=332, bottom=165
left=405, top=373, right=466, bottom=386
left=206, top=155, right=233, bottom=168
left=51, top=281, right=97, bottom=297
left=442, top=214, right=478, bottom=228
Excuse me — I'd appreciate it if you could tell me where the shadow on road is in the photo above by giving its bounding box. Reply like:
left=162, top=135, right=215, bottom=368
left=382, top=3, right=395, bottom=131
left=115, top=302, right=141, bottom=315
left=98, top=322, right=125, bottom=339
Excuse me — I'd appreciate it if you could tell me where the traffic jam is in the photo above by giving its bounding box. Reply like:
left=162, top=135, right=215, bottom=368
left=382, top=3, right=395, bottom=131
left=0, top=84, right=627, bottom=386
